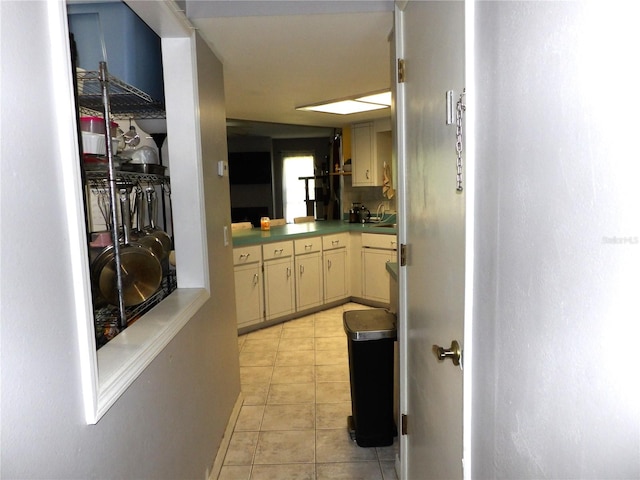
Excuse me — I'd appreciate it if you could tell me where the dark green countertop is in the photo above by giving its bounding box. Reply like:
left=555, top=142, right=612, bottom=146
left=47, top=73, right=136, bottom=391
left=386, top=261, right=398, bottom=281
left=231, top=220, right=397, bottom=247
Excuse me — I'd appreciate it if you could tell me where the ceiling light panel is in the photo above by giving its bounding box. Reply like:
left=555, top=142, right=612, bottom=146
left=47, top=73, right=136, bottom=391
left=356, top=91, right=392, bottom=106
left=298, top=100, right=388, bottom=115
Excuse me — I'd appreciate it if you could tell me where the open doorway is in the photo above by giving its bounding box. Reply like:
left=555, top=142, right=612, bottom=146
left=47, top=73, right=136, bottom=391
left=283, top=153, right=315, bottom=223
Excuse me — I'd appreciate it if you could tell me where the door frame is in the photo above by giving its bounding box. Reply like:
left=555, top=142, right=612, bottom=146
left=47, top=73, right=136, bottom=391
left=392, top=2, right=408, bottom=479
left=462, top=1, right=475, bottom=478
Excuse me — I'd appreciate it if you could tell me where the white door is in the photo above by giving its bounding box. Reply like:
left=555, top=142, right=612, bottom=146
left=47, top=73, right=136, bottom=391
left=323, top=248, right=347, bottom=303
left=395, top=2, right=467, bottom=479
left=351, top=122, right=374, bottom=186
left=295, top=252, right=323, bottom=311
left=234, top=262, right=263, bottom=328
left=362, top=248, right=396, bottom=303
left=263, top=257, right=295, bottom=320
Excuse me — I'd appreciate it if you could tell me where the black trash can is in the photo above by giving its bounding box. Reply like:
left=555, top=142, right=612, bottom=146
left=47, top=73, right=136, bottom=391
left=344, top=308, right=397, bottom=447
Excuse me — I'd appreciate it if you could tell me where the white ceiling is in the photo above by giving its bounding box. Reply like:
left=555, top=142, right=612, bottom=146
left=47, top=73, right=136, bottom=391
left=185, top=1, right=394, bottom=136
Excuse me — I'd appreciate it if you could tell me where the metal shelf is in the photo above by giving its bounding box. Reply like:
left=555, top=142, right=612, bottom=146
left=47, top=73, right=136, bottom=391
left=85, top=166, right=170, bottom=188
left=84, top=62, right=172, bottom=337
left=77, top=70, right=165, bottom=120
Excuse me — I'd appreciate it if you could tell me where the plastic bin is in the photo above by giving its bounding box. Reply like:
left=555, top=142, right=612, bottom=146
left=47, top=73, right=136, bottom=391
left=343, top=308, right=397, bottom=447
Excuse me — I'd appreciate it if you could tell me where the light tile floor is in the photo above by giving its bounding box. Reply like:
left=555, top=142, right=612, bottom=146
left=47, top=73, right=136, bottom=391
left=218, top=302, right=399, bottom=480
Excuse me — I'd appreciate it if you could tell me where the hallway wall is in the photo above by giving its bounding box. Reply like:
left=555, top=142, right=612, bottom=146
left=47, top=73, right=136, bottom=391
left=0, top=2, right=239, bottom=478
left=471, top=2, right=640, bottom=478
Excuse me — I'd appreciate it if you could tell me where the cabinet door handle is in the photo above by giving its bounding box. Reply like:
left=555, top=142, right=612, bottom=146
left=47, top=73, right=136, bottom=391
left=331, top=240, right=339, bottom=246
left=286, top=267, right=291, bottom=278
left=240, top=253, right=250, bottom=261
left=299, top=264, right=305, bottom=275
left=391, top=241, right=397, bottom=247
left=274, top=248, right=284, bottom=255
left=252, top=273, right=259, bottom=285
left=305, top=244, right=312, bottom=250
left=327, top=259, right=332, bottom=270
left=366, top=169, right=370, bottom=179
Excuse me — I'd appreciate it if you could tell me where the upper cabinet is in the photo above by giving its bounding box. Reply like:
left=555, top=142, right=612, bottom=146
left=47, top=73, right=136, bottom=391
left=351, top=118, right=392, bottom=187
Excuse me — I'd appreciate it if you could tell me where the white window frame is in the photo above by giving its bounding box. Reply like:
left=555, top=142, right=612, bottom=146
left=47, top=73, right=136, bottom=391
left=54, top=1, right=209, bottom=424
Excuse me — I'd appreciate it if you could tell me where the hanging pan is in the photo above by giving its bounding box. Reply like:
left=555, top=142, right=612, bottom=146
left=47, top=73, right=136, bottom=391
left=144, top=187, right=172, bottom=255
left=130, top=188, right=166, bottom=260
left=91, top=189, right=162, bottom=307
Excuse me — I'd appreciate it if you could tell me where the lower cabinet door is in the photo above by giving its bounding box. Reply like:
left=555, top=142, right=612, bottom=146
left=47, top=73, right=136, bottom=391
left=234, top=262, right=263, bottom=328
left=362, top=248, right=396, bottom=303
left=324, top=248, right=348, bottom=303
left=295, top=252, right=323, bottom=311
left=263, top=257, right=295, bottom=320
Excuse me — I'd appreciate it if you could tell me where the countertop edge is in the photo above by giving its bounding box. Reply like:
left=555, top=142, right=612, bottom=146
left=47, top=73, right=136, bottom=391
left=386, top=261, right=398, bottom=281
left=231, top=221, right=397, bottom=247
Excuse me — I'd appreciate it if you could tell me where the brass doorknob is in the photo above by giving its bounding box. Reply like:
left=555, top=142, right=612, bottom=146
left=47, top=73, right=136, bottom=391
left=433, top=340, right=462, bottom=366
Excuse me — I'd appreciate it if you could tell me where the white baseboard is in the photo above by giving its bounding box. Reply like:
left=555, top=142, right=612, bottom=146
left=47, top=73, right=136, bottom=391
left=208, top=392, right=244, bottom=480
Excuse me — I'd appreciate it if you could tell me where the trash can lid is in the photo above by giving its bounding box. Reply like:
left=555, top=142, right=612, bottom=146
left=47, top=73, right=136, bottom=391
left=343, top=309, right=397, bottom=341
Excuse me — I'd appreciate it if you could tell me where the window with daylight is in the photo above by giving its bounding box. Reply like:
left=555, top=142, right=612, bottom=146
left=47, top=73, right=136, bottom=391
left=283, top=154, right=315, bottom=223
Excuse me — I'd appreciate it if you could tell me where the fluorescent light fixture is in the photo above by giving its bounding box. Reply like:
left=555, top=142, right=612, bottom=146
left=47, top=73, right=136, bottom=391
left=298, top=100, right=388, bottom=115
left=356, top=91, right=392, bottom=106
left=297, top=90, right=391, bottom=115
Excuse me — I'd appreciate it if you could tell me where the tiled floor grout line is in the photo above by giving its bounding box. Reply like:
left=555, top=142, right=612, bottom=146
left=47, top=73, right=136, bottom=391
left=219, top=303, right=397, bottom=480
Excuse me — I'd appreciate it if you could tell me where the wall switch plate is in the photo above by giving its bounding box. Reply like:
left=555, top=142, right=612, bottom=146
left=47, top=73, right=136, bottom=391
left=217, top=160, right=228, bottom=177
left=223, top=225, right=229, bottom=246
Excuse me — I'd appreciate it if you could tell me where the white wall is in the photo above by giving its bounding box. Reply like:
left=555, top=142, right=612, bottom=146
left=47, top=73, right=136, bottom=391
left=472, top=2, right=640, bottom=478
left=0, top=2, right=239, bottom=478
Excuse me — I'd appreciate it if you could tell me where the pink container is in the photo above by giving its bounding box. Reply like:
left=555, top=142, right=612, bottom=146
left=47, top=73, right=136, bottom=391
left=80, top=116, right=118, bottom=138
left=90, top=231, right=113, bottom=248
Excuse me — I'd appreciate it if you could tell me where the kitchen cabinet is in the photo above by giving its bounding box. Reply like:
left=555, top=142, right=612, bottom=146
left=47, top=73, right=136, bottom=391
left=352, top=122, right=374, bottom=186
left=349, top=232, right=363, bottom=298
left=231, top=229, right=398, bottom=331
left=322, top=233, right=349, bottom=303
left=294, top=237, right=323, bottom=311
left=361, top=233, right=397, bottom=304
left=263, top=241, right=295, bottom=320
left=233, top=245, right=263, bottom=328
left=351, top=119, right=392, bottom=187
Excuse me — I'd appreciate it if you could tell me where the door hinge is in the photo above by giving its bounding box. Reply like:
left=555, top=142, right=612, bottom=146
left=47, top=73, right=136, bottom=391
left=400, top=243, right=407, bottom=266
left=401, top=414, right=408, bottom=435
left=397, top=58, right=405, bottom=83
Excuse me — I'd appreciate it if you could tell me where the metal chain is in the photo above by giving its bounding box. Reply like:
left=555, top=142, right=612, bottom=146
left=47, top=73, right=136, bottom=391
left=455, top=89, right=466, bottom=192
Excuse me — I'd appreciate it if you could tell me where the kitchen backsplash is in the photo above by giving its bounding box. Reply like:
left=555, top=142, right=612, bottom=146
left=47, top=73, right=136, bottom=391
left=341, top=176, right=397, bottom=219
